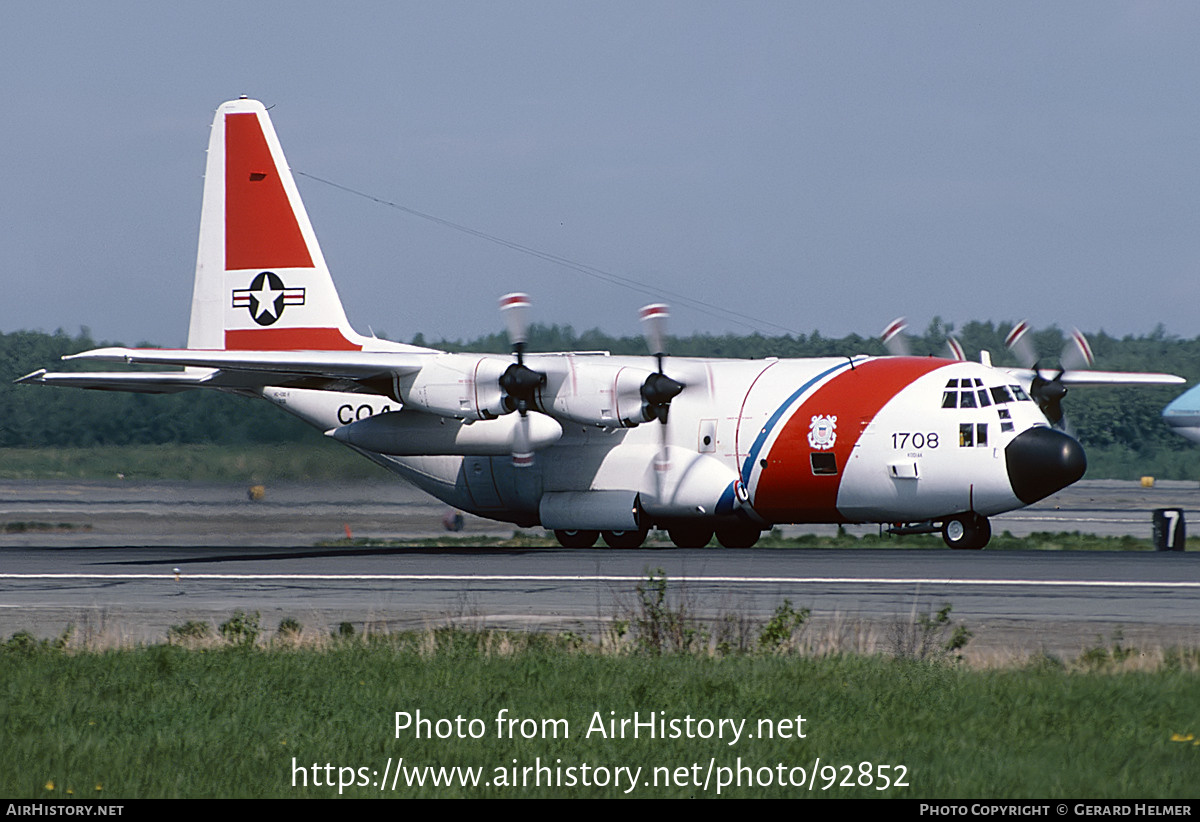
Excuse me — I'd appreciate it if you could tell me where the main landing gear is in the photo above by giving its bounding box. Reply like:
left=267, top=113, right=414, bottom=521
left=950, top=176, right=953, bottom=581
left=552, top=527, right=651, bottom=548
left=941, top=512, right=991, bottom=550
left=553, top=522, right=763, bottom=549
left=553, top=529, right=600, bottom=548
left=662, top=523, right=761, bottom=548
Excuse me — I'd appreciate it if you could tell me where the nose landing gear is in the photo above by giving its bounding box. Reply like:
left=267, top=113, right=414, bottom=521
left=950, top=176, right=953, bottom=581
left=941, top=512, right=991, bottom=549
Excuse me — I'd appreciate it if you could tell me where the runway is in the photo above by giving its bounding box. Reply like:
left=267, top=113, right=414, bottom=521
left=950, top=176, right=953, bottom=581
left=0, top=477, right=1195, bottom=546
left=1, top=479, right=1198, bottom=658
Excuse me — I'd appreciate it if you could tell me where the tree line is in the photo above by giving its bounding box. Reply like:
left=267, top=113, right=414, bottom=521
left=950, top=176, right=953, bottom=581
left=2, top=322, right=1198, bottom=478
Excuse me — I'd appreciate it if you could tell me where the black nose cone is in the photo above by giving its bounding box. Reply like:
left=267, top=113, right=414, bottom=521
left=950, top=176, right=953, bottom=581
left=1005, top=427, right=1086, bottom=504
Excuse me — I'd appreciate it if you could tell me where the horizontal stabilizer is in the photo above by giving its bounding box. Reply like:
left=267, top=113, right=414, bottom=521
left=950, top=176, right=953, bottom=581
left=62, top=347, right=429, bottom=383
left=15, top=369, right=213, bottom=394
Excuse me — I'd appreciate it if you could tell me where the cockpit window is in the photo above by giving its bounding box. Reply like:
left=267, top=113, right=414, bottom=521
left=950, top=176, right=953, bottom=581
left=990, top=386, right=1013, bottom=404
left=945, top=379, right=1014, bottom=409
left=944, top=380, right=1034, bottom=409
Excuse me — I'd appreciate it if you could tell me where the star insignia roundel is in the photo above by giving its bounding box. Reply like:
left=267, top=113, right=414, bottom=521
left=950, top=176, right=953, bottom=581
left=231, top=271, right=306, bottom=326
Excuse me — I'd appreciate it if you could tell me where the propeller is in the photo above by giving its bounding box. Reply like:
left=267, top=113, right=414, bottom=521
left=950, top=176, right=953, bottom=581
left=498, top=293, right=546, bottom=467
left=639, top=304, right=683, bottom=423
left=1005, top=320, right=1094, bottom=429
left=639, top=304, right=684, bottom=498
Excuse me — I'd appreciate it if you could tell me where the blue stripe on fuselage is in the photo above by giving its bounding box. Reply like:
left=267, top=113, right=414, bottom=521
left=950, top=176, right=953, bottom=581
left=739, top=358, right=863, bottom=485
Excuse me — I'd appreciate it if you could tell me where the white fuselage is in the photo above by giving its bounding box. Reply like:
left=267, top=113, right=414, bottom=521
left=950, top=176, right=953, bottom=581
left=261, top=352, right=1067, bottom=531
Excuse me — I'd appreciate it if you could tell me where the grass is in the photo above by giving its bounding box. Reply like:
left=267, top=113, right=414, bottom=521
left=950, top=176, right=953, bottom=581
left=2, top=630, right=1198, bottom=798
left=1, top=521, right=91, bottom=533
left=2, top=586, right=1199, bottom=799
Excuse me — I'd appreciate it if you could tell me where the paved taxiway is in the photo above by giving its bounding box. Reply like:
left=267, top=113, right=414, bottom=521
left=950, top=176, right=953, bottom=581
left=1, top=479, right=1198, bottom=657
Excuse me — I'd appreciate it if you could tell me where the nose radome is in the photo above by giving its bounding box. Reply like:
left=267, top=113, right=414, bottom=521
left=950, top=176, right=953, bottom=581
left=1005, top=427, right=1087, bottom=505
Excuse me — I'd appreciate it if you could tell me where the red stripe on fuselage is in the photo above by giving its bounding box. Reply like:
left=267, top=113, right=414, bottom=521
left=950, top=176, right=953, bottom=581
left=753, top=357, right=950, bottom=523
left=225, top=113, right=313, bottom=271
left=224, top=328, right=362, bottom=351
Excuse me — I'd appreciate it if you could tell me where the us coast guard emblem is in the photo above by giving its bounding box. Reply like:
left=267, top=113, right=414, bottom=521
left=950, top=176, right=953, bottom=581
left=808, top=415, right=837, bottom=450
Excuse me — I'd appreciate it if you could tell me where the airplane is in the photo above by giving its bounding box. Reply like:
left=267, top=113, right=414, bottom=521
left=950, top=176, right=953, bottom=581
left=1163, top=385, right=1200, bottom=444
left=17, top=97, right=1186, bottom=550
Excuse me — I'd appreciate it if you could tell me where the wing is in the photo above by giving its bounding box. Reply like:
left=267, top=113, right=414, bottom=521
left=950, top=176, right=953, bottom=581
left=1058, top=370, right=1186, bottom=387
left=1001, top=367, right=1185, bottom=388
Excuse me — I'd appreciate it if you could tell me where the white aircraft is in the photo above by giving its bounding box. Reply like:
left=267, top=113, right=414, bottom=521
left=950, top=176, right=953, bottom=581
left=18, top=98, right=1185, bottom=550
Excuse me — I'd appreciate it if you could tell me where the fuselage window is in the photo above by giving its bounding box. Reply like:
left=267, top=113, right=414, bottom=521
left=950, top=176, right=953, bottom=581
left=990, top=386, right=1013, bottom=404
left=811, top=452, right=838, bottom=475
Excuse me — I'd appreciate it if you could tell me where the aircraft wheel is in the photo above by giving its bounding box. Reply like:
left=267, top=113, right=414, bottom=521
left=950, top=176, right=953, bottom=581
left=667, top=525, right=714, bottom=548
left=602, top=528, right=647, bottom=549
left=941, top=513, right=991, bottom=549
left=715, top=522, right=761, bottom=548
left=554, top=529, right=599, bottom=548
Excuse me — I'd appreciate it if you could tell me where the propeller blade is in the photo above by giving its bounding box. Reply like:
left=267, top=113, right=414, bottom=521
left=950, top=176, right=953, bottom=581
left=1005, top=320, right=1037, bottom=368
left=946, top=336, right=966, bottom=361
left=512, top=410, right=534, bottom=469
left=1061, top=328, right=1095, bottom=372
left=499, top=292, right=531, bottom=350
left=639, top=303, right=669, bottom=358
left=654, top=422, right=670, bottom=502
left=881, top=317, right=910, bottom=356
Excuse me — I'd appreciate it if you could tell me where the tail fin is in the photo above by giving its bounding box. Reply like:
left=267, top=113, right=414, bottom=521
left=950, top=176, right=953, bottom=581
left=187, top=98, right=368, bottom=351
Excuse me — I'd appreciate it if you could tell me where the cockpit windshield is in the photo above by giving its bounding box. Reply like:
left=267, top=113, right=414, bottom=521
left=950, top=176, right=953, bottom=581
left=943, top=379, right=1032, bottom=409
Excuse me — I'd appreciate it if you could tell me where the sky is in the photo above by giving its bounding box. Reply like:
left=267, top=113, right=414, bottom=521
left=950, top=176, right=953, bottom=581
left=3, top=2, right=1199, bottom=348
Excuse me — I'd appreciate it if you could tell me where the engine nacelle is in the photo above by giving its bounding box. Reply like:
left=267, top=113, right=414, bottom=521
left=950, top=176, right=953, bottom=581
left=538, top=362, right=657, bottom=429
left=539, top=490, right=643, bottom=531
left=392, top=354, right=510, bottom=421
left=639, top=449, right=740, bottom=519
